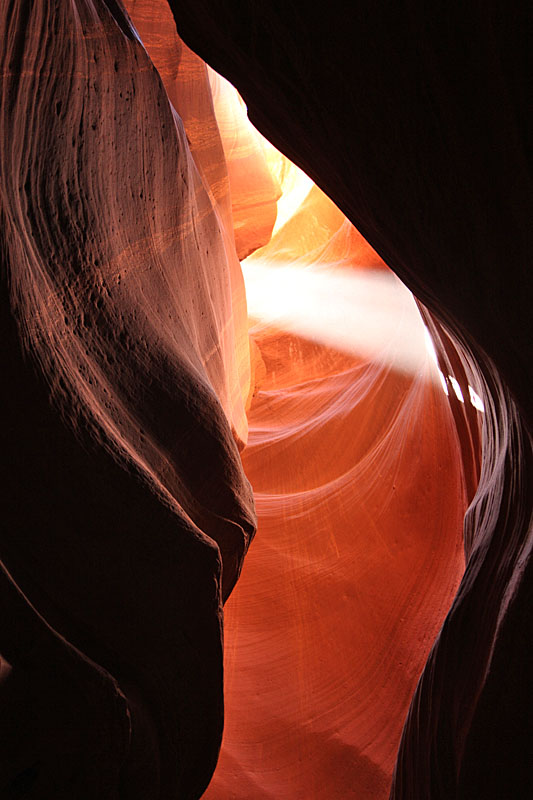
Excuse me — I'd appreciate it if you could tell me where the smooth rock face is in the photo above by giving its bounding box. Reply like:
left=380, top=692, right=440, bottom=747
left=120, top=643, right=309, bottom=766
left=208, top=70, right=281, bottom=261
left=204, top=170, right=472, bottom=797
left=1, top=2, right=255, bottom=798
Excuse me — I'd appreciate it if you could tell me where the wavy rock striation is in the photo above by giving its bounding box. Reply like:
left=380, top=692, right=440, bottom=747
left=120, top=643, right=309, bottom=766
left=167, top=1, right=533, bottom=797
left=1, top=2, right=255, bottom=797
left=1, top=1, right=531, bottom=799
left=205, top=174, right=471, bottom=798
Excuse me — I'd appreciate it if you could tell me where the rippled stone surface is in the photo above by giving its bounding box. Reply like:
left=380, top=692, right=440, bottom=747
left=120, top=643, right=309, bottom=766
left=1, top=3, right=254, bottom=797
left=1, top=2, right=531, bottom=799
left=169, top=3, right=533, bottom=798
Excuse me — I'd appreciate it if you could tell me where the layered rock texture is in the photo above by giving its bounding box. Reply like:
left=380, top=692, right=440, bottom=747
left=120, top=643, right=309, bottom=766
left=204, top=159, right=472, bottom=798
left=1, top=2, right=531, bottom=800
left=1, top=2, right=254, bottom=797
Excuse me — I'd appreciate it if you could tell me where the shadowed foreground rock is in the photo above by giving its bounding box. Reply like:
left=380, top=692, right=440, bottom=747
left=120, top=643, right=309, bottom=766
left=1, top=2, right=254, bottom=797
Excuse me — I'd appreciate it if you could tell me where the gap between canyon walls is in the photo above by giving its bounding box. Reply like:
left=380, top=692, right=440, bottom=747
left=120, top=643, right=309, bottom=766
left=122, top=4, right=480, bottom=799
left=167, top=2, right=533, bottom=799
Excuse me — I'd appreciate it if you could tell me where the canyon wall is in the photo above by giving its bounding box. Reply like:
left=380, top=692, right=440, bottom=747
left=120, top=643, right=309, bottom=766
left=0, top=1, right=255, bottom=797
left=1, top=1, right=531, bottom=799
left=168, top=2, right=533, bottom=797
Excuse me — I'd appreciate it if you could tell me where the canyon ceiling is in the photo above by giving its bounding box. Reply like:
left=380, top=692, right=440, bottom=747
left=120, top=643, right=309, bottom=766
left=0, top=2, right=531, bottom=799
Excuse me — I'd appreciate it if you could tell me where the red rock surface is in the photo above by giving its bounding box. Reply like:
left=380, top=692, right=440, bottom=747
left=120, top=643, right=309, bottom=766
left=1, top=2, right=254, bottom=797
left=168, top=2, right=533, bottom=798
left=1, top=2, right=532, bottom=800
left=208, top=70, right=281, bottom=261
left=204, top=182, right=471, bottom=797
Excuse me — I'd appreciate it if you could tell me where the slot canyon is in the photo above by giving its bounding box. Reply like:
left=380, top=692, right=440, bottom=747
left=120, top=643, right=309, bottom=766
left=0, top=2, right=531, bottom=799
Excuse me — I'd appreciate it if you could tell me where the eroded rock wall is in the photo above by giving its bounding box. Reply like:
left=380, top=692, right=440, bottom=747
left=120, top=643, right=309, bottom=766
left=0, top=1, right=256, bottom=797
left=1, top=1, right=531, bottom=799
left=205, top=177, right=471, bottom=798
left=167, top=2, right=533, bottom=798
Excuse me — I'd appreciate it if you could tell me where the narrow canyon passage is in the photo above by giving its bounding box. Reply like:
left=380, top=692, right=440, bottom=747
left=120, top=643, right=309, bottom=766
left=203, top=170, right=472, bottom=799
left=207, top=337, right=468, bottom=798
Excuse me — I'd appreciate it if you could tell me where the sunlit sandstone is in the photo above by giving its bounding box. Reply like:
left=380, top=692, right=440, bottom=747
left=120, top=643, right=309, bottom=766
left=1, top=2, right=531, bottom=800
